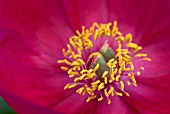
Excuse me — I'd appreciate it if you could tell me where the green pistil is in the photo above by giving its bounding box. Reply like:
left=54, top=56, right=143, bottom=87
left=100, top=41, right=115, bottom=62
left=90, top=42, right=116, bottom=78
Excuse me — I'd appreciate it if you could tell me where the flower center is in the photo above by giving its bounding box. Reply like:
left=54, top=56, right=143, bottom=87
left=58, top=21, right=151, bottom=104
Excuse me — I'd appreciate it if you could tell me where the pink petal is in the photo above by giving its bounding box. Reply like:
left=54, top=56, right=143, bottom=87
left=124, top=77, right=170, bottom=113
left=107, top=0, right=170, bottom=44
left=134, top=42, right=170, bottom=78
left=0, top=0, right=74, bottom=52
left=62, top=0, right=108, bottom=31
left=0, top=29, right=76, bottom=111
left=52, top=93, right=95, bottom=114
left=93, top=95, right=138, bottom=114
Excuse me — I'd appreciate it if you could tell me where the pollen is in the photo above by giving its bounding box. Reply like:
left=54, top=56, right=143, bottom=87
left=58, top=21, right=151, bottom=104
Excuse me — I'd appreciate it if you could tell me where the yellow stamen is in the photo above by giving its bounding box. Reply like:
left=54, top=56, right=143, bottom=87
left=58, top=21, right=151, bottom=105
left=143, top=58, right=151, bottom=61
left=120, top=81, right=124, bottom=91
left=98, top=97, right=103, bottom=101
left=137, top=71, right=140, bottom=76
left=115, top=92, right=123, bottom=96
left=135, top=53, right=147, bottom=57
left=140, top=67, right=145, bottom=70
left=98, top=83, right=105, bottom=90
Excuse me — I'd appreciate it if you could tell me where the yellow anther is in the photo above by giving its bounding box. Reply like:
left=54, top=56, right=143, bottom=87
left=134, top=46, right=142, bottom=52
left=64, top=84, right=69, bottom=90
left=137, top=71, right=140, bottom=76
left=76, top=87, right=85, bottom=94
left=86, top=88, right=94, bottom=95
left=120, top=61, right=125, bottom=69
left=115, top=92, right=123, bottom=96
left=107, top=98, right=111, bottom=104
left=118, top=41, right=122, bottom=49
left=102, top=71, right=109, bottom=78
left=124, top=68, right=131, bottom=71
left=68, top=69, right=78, bottom=75
left=126, top=43, right=138, bottom=49
left=108, top=86, right=114, bottom=96
left=90, top=22, right=99, bottom=33
left=107, top=62, right=117, bottom=68
left=104, top=77, right=108, bottom=84
left=109, top=73, right=115, bottom=83
left=69, top=74, right=75, bottom=78
left=127, top=81, right=131, bottom=85
left=128, top=73, right=131, bottom=77
left=58, top=59, right=72, bottom=66
left=67, top=44, right=72, bottom=51
left=68, top=83, right=77, bottom=89
left=93, top=63, right=100, bottom=72
left=74, top=77, right=81, bottom=82
left=124, top=55, right=132, bottom=59
left=128, top=62, right=134, bottom=70
left=118, top=55, right=123, bottom=62
left=62, top=49, right=66, bottom=57
left=98, top=97, right=104, bottom=101
left=115, top=36, right=124, bottom=41
left=98, top=83, right=105, bottom=90
left=140, top=67, right=145, bottom=70
left=81, top=26, right=85, bottom=34
left=80, top=69, right=88, bottom=74
left=111, top=21, right=118, bottom=36
left=87, top=73, right=95, bottom=79
left=76, top=29, right=81, bottom=36
left=89, top=52, right=101, bottom=59
left=133, top=83, right=137, bottom=87
left=130, top=73, right=136, bottom=84
left=120, top=81, right=124, bottom=91
left=73, top=54, right=81, bottom=60
left=124, top=33, right=132, bottom=43
left=64, top=83, right=77, bottom=90
left=71, top=61, right=81, bottom=66
left=94, top=80, right=101, bottom=84
left=86, top=97, right=91, bottom=103
left=94, top=29, right=99, bottom=40
left=118, top=67, right=122, bottom=75
left=125, top=92, right=130, bottom=97
left=116, top=75, right=120, bottom=81
left=61, top=66, right=68, bottom=71
left=107, top=58, right=115, bottom=64
left=104, top=89, right=109, bottom=97
left=135, top=53, right=147, bottom=57
left=143, top=58, right=151, bottom=61
left=69, top=38, right=77, bottom=49
left=114, top=68, right=118, bottom=74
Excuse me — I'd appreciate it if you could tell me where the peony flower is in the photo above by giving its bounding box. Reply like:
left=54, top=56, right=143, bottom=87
left=0, top=0, right=170, bottom=114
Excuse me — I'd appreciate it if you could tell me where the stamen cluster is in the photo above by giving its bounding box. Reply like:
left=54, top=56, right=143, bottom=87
left=58, top=21, right=151, bottom=104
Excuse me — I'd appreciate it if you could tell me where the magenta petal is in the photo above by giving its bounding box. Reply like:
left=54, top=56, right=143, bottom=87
left=52, top=93, right=94, bottom=114
left=134, top=43, right=170, bottom=78
left=0, top=91, right=61, bottom=114
left=0, top=29, right=76, bottom=110
left=62, top=0, right=108, bottom=31
left=124, top=75, right=170, bottom=113
left=93, top=95, right=138, bottom=114
left=107, top=0, right=170, bottom=44
left=0, top=0, right=73, bottom=50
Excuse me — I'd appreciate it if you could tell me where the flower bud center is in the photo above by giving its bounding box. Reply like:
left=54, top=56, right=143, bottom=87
left=89, top=41, right=115, bottom=79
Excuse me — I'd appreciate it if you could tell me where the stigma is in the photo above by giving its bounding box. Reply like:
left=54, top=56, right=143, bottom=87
left=58, top=21, right=151, bottom=104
